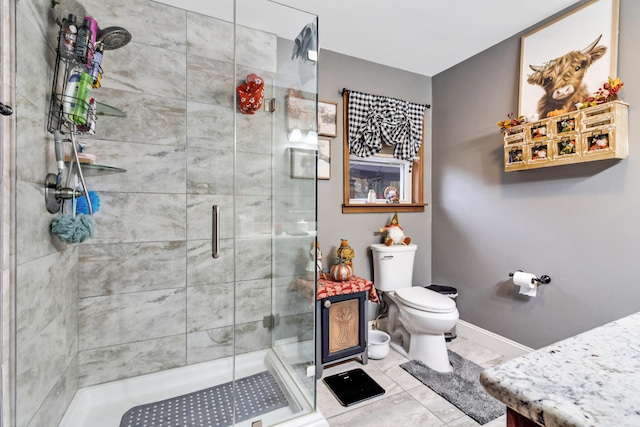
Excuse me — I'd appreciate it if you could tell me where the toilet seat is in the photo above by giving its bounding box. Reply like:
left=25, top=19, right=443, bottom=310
left=395, top=287, right=456, bottom=313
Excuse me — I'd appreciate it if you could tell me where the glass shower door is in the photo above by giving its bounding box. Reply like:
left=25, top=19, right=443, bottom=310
left=234, top=1, right=319, bottom=424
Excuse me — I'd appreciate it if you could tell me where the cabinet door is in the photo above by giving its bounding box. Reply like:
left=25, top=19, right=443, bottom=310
left=321, top=292, right=367, bottom=363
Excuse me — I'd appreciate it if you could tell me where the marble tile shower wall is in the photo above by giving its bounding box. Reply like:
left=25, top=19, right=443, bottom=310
left=14, top=1, right=79, bottom=426
left=75, top=3, right=279, bottom=387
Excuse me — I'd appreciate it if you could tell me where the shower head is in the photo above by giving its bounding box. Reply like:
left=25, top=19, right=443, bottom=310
left=96, top=26, right=132, bottom=50
left=51, top=0, right=87, bottom=26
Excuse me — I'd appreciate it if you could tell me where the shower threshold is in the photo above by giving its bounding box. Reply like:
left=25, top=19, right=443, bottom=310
left=59, top=349, right=325, bottom=427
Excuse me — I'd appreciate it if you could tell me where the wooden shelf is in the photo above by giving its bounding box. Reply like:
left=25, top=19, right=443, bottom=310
left=342, top=203, right=427, bottom=214
left=503, top=100, right=628, bottom=172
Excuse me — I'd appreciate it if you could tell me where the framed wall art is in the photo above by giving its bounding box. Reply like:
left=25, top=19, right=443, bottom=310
left=290, top=147, right=316, bottom=179
left=519, top=0, right=619, bottom=120
left=318, top=101, right=338, bottom=137
left=287, top=97, right=315, bottom=133
left=317, top=138, right=331, bottom=180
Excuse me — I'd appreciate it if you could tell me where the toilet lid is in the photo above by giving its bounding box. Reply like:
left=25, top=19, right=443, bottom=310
left=395, top=287, right=456, bottom=313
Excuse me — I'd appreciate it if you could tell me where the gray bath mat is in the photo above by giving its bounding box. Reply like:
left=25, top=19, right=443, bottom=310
left=119, top=371, right=289, bottom=427
left=400, top=351, right=504, bottom=425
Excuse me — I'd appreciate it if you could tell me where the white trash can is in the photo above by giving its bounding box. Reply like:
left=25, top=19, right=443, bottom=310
left=426, top=284, right=458, bottom=340
left=368, top=330, right=391, bottom=359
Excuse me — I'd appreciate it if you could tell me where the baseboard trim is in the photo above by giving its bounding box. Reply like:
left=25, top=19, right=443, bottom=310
left=456, top=320, right=533, bottom=359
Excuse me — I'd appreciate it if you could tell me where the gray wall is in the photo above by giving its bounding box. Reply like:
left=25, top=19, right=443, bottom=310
left=318, top=50, right=432, bottom=313
left=432, top=0, right=640, bottom=349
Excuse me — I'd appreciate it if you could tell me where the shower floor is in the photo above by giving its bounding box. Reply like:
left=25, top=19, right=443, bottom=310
left=59, top=348, right=325, bottom=427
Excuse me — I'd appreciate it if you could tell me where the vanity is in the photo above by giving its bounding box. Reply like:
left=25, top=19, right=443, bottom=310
left=480, top=311, right=640, bottom=426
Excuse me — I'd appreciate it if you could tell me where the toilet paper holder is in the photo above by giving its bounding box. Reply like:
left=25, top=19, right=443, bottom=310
left=509, top=271, right=551, bottom=284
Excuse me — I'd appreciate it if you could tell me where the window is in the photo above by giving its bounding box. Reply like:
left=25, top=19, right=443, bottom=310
left=342, top=141, right=425, bottom=213
left=349, top=146, right=412, bottom=204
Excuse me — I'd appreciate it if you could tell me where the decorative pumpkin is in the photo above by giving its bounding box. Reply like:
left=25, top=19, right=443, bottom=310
left=331, top=261, right=353, bottom=282
left=380, top=212, right=411, bottom=246
left=546, top=108, right=567, bottom=118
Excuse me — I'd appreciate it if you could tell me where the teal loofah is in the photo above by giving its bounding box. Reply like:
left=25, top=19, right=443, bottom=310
left=50, top=214, right=95, bottom=243
left=76, top=191, right=100, bottom=215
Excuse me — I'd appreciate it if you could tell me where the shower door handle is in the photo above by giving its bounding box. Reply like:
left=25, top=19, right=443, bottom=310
left=0, top=102, right=12, bottom=116
left=212, top=205, right=220, bottom=259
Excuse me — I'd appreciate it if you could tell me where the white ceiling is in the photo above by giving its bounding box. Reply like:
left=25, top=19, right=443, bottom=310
left=157, top=0, right=583, bottom=76
left=274, top=0, right=583, bottom=76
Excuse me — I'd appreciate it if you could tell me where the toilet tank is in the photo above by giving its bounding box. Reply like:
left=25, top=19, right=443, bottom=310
left=370, top=244, right=417, bottom=291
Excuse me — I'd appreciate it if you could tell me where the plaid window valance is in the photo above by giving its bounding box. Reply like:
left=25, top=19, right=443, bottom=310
left=347, top=90, right=427, bottom=165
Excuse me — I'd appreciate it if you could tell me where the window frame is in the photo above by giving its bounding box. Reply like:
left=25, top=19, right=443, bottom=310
left=342, top=92, right=426, bottom=213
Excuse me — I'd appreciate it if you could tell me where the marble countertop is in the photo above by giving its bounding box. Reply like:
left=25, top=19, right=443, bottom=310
left=480, top=311, right=640, bottom=427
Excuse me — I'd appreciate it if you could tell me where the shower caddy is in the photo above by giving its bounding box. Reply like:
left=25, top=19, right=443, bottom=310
left=44, top=24, right=125, bottom=216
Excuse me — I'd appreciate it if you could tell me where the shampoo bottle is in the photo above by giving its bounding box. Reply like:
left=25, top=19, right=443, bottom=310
left=74, top=18, right=93, bottom=65
left=62, top=72, right=81, bottom=116
left=90, top=42, right=103, bottom=86
left=70, top=72, right=92, bottom=125
left=84, top=16, right=99, bottom=62
left=77, top=98, right=96, bottom=134
left=58, top=14, right=77, bottom=59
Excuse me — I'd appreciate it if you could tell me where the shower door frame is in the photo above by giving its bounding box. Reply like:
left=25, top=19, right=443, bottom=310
left=1, top=0, right=16, bottom=424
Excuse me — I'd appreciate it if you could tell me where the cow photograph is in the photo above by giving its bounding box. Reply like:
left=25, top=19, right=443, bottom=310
left=518, top=0, right=618, bottom=120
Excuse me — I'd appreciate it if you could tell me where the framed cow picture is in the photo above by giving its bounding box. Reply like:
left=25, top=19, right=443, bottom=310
left=518, top=0, right=619, bottom=120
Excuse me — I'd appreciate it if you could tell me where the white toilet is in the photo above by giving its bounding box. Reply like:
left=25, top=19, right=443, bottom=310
left=370, top=243, right=459, bottom=372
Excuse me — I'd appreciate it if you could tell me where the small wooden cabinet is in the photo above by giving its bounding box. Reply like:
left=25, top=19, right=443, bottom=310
left=503, top=100, right=628, bottom=171
left=315, top=291, right=368, bottom=378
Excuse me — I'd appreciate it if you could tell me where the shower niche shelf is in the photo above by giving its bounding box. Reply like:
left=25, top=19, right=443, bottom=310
left=64, top=162, right=127, bottom=174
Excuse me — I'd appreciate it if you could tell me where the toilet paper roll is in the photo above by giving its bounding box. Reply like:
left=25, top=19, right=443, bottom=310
left=512, top=271, right=537, bottom=297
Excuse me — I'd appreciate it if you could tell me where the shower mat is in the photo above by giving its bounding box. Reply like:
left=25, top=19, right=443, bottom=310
left=119, top=370, right=289, bottom=427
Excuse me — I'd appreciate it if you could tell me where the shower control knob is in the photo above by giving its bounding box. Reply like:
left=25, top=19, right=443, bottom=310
left=323, top=300, right=331, bottom=308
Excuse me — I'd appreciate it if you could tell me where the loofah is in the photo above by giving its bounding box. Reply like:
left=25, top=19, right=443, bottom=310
left=51, top=214, right=95, bottom=243
left=76, top=191, right=100, bottom=215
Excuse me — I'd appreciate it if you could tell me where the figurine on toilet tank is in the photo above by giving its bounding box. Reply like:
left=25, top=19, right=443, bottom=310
left=372, top=213, right=459, bottom=372
left=379, top=212, right=411, bottom=246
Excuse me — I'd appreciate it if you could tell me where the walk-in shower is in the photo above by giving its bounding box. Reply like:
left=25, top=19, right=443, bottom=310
left=12, top=0, right=323, bottom=426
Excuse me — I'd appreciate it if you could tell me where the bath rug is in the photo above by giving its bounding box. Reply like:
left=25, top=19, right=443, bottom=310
left=400, top=351, right=505, bottom=425
left=323, top=368, right=385, bottom=406
left=119, top=371, right=288, bottom=427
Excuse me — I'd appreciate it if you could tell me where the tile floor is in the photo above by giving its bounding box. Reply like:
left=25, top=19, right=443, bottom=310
left=317, top=336, right=510, bottom=427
